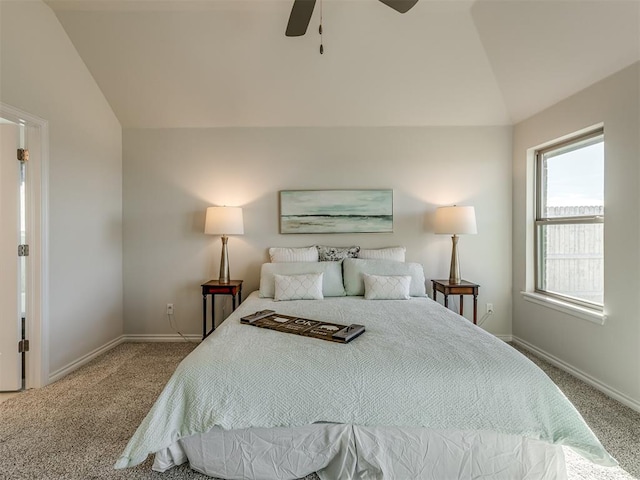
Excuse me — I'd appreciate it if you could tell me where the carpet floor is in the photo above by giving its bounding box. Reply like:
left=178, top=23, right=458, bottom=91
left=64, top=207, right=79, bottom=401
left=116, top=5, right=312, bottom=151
left=0, top=342, right=638, bottom=480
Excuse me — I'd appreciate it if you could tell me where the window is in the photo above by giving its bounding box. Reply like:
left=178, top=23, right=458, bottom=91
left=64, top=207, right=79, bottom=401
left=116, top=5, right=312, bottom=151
left=535, top=129, right=604, bottom=309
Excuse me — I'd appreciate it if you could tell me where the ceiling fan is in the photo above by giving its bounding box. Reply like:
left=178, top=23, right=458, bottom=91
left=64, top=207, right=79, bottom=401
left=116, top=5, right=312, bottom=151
left=285, top=0, right=419, bottom=37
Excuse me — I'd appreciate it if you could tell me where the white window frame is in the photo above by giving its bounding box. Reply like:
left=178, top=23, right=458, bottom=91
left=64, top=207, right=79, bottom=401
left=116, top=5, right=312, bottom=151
left=533, top=128, right=604, bottom=313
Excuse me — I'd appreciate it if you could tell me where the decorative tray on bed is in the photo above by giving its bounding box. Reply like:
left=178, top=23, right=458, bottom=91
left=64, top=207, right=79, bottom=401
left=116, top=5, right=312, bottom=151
left=240, top=310, right=365, bottom=343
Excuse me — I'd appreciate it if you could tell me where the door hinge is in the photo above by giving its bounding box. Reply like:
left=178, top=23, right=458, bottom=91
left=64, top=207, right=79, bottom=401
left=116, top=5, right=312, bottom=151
left=18, top=244, right=29, bottom=257
left=18, top=339, right=29, bottom=353
left=17, top=148, right=29, bottom=162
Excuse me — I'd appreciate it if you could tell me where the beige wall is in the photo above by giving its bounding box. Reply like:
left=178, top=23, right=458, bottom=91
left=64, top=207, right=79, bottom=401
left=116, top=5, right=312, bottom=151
left=512, top=63, right=640, bottom=409
left=0, top=1, right=123, bottom=374
left=123, top=127, right=512, bottom=337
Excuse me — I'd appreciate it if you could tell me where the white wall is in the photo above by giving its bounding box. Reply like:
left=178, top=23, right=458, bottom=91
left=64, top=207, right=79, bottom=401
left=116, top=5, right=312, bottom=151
left=0, top=1, right=123, bottom=374
left=512, top=63, right=640, bottom=409
left=123, top=127, right=512, bottom=337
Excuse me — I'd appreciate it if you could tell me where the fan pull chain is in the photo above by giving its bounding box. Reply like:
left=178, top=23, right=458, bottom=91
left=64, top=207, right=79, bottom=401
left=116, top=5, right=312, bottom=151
left=319, top=0, right=324, bottom=54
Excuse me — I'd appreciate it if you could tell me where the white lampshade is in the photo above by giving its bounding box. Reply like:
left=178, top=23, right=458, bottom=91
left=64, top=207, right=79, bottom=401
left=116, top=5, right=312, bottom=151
left=434, top=206, right=477, bottom=235
left=205, top=206, right=244, bottom=235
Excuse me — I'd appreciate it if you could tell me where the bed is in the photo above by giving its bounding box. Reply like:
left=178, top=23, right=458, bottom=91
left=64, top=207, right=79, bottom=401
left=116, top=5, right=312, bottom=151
left=115, top=257, right=616, bottom=479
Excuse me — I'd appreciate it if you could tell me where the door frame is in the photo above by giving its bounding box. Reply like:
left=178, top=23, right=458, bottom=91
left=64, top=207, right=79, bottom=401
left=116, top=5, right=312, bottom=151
left=1, top=103, right=49, bottom=389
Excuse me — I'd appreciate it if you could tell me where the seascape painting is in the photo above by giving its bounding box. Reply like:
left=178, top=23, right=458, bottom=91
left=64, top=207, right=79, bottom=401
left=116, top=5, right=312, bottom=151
left=280, top=190, right=393, bottom=234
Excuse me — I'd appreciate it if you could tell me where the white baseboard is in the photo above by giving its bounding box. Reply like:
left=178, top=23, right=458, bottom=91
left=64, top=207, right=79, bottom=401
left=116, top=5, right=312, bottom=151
left=123, top=333, right=201, bottom=343
left=494, top=334, right=513, bottom=342
left=48, top=335, right=127, bottom=384
left=512, top=336, right=640, bottom=414
left=47, top=334, right=201, bottom=384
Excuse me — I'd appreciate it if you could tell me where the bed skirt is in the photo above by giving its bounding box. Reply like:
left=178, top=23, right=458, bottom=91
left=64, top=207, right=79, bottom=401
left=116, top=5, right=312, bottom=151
left=152, top=424, right=567, bottom=480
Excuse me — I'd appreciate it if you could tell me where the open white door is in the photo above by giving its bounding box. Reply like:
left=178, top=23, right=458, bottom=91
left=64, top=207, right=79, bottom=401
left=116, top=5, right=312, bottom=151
left=0, top=121, right=22, bottom=391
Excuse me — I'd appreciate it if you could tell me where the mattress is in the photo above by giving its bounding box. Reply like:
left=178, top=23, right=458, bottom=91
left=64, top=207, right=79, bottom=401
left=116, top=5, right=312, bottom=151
left=116, top=292, right=616, bottom=478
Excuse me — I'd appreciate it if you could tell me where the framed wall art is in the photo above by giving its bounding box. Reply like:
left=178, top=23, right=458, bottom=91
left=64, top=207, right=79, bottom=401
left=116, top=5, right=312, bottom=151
left=280, top=189, right=393, bottom=234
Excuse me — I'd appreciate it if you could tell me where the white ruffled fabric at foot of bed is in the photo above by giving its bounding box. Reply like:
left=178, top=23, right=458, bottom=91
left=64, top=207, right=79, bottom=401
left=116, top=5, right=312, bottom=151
left=152, top=424, right=567, bottom=480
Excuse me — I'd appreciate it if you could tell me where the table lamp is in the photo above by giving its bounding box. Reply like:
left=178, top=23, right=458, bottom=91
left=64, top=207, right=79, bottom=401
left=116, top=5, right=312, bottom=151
left=205, top=206, right=244, bottom=284
left=434, top=205, right=477, bottom=284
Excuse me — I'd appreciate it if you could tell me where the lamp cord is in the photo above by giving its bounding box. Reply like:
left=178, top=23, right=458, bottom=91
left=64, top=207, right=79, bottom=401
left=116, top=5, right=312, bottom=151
left=451, top=298, right=490, bottom=327
left=167, top=312, right=196, bottom=343
left=319, top=0, right=324, bottom=54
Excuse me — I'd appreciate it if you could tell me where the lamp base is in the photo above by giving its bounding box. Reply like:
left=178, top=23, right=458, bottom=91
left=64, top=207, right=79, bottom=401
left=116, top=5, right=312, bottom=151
left=219, top=235, right=230, bottom=284
left=448, top=234, right=461, bottom=284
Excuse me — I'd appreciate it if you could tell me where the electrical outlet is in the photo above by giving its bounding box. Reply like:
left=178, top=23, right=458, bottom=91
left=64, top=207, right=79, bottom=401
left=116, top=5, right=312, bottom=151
left=166, top=303, right=174, bottom=315
left=486, top=303, right=494, bottom=315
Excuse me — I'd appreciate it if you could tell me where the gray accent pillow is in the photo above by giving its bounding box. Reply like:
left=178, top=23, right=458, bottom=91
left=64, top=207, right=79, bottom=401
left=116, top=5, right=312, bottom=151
left=343, top=258, right=426, bottom=297
left=316, top=245, right=360, bottom=262
left=259, top=262, right=346, bottom=298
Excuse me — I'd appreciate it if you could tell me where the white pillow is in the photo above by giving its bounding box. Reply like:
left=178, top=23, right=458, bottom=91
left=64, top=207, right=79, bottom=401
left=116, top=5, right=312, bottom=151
left=274, top=273, right=324, bottom=301
left=343, top=258, right=426, bottom=297
left=269, top=246, right=319, bottom=263
left=259, top=262, right=346, bottom=298
left=363, top=274, right=411, bottom=300
left=358, top=246, right=406, bottom=262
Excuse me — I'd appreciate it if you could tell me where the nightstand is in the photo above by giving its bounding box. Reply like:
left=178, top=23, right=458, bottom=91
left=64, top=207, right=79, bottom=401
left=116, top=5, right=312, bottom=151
left=431, top=279, right=479, bottom=324
left=201, top=280, right=243, bottom=339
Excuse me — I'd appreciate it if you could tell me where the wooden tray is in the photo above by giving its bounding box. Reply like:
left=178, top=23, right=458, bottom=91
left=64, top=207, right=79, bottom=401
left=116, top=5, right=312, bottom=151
left=241, top=311, right=365, bottom=343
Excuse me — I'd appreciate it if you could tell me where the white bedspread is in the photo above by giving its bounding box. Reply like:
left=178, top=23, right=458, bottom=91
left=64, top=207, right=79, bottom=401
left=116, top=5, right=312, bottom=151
left=116, top=292, right=615, bottom=470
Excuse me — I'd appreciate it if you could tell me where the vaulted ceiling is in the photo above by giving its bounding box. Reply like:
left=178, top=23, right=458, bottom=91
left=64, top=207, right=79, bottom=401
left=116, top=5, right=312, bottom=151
left=45, top=0, right=639, bottom=128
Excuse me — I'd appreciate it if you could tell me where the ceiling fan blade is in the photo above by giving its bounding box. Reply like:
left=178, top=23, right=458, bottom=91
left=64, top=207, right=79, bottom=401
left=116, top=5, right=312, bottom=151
left=285, top=0, right=317, bottom=37
left=378, top=0, right=418, bottom=14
